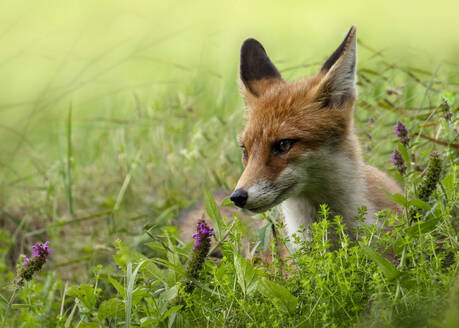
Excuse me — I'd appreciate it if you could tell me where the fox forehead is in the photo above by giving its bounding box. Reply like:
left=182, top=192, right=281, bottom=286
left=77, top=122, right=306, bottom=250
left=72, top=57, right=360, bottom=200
left=240, top=76, right=350, bottom=151
left=247, top=77, right=320, bottom=121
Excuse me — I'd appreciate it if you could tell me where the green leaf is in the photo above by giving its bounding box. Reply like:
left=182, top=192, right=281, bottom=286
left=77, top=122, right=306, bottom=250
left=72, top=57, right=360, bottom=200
left=234, top=254, right=259, bottom=296
left=220, top=197, right=234, bottom=207
left=408, top=216, right=441, bottom=237
left=395, top=214, right=442, bottom=255
left=409, top=198, right=431, bottom=211
left=258, top=277, right=297, bottom=314
left=204, top=191, right=224, bottom=239
left=385, top=192, right=409, bottom=208
left=397, top=143, right=410, bottom=165
left=132, top=288, right=148, bottom=306
left=160, top=286, right=178, bottom=303
left=257, top=222, right=272, bottom=252
left=98, top=298, right=124, bottom=320
left=360, top=244, right=400, bottom=281
left=393, top=213, right=441, bottom=254
left=67, top=284, right=99, bottom=313
left=140, top=317, right=158, bottom=327
left=64, top=304, right=77, bottom=328
left=162, top=305, right=182, bottom=321
left=108, top=277, right=125, bottom=298
left=141, top=260, right=165, bottom=282
left=192, top=279, right=227, bottom=299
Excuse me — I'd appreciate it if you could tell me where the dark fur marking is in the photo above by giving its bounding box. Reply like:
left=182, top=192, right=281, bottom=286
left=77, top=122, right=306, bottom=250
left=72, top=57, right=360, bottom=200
left=240, top=38, right=281, bottom=93
left=321, top=26, right=354, bottom=72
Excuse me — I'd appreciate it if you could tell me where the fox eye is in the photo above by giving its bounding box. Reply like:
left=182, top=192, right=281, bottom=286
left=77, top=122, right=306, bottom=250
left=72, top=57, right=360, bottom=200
left=272, top=139, right=297, bottom=155
left=240, top=145, right=248, bottom=160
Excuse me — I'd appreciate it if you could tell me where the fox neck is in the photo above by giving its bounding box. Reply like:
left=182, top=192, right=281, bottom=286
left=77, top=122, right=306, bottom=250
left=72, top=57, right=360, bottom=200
left=281, top=135, right=375, bottom=241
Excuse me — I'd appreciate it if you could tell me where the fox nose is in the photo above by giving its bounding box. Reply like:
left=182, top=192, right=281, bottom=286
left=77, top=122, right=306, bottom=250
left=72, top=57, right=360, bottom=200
left=230, top=189, right=248, bottom=208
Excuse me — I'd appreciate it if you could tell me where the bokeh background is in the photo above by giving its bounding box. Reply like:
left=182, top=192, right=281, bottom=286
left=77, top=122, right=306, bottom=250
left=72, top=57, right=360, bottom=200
left=2, top=0, right=459, bottom=145
left=0, top=0, right=458, bottom=279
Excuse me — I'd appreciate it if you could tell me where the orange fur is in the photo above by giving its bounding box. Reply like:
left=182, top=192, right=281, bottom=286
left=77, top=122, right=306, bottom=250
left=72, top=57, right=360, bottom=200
left=233, top=27, right=402, bottom=241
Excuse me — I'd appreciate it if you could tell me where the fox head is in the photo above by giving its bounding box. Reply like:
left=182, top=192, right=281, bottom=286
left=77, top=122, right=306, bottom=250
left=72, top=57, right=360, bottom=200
left=231, top=26, right=359, bottom=212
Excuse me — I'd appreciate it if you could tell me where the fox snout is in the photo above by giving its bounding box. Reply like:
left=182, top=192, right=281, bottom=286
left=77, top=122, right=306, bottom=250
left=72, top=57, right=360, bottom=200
left=230, top=189, right=248, bottom=208
left=230, top=182, right=272, bottom=212
left=230, top=170, right=298, bottom=213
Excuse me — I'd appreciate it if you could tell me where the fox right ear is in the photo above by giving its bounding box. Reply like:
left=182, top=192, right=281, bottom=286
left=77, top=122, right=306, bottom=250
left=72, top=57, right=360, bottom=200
left=316, top=26, right=357, bottom=109
left=239, top=38, right=283, bottom=100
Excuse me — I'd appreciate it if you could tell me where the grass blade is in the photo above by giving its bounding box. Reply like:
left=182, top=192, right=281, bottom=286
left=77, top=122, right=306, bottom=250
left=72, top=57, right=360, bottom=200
left=360, top=244, right=400, bottom=281
left=125, top=260, right=145, bottom=328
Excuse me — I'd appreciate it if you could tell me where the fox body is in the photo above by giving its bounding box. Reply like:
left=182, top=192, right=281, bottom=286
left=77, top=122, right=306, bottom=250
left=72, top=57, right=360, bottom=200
left=230, top=27, right=402, bottom=241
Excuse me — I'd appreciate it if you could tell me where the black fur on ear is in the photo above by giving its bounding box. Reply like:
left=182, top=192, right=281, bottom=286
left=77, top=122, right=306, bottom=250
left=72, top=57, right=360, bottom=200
left=240, top=38, right=282, bottom=97
left=321, top=26, right=356, bottom=73
left=317, top=26, right=357, bottom=109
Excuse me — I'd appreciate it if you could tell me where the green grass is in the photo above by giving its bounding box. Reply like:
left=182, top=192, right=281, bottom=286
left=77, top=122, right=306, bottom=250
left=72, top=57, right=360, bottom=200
left=0, top=1, right=458, bottom=327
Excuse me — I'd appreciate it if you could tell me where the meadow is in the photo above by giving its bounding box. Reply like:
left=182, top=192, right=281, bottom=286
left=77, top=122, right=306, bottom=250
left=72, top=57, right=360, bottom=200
left=0, top=1, right=458, bottom=327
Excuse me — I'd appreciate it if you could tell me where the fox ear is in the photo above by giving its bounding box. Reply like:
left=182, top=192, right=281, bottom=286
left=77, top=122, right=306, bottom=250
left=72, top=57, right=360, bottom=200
left=317, top=26, right=357, bottom=109
left=240, top=38, right=283, bottom=99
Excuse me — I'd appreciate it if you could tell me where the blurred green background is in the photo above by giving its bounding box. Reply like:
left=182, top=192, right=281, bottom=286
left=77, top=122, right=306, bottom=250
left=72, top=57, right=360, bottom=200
left=0, top=0, right=458, bottom=278
left=1, top=0, right=458, bottom=133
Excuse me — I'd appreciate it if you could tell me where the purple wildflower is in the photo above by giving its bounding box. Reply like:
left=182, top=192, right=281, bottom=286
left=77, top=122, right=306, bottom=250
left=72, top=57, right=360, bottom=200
left=192, top=220, right=215, bottom=248
left=394, top=120, right=410, bottom=147
left=186, top=220, right=215, bottom=292
left=32, top=241, right=51, bottom=257
left=391, top=149, right=407, bottom=175
left=17, top=241, right=51, bottom=285
left=21, top=256, right=30, bottom=266
left=191, top=233, right=200, bottom=247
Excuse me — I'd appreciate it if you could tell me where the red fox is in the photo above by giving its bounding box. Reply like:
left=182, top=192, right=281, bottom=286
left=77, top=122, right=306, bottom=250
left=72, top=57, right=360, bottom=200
left=230, top=26, right=402, bottom=242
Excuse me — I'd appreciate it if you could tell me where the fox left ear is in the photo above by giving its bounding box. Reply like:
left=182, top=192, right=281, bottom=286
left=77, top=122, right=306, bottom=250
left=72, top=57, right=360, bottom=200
left=239, top=38, right=284, bottom=101
left=317, top=26, right=357, bottom=109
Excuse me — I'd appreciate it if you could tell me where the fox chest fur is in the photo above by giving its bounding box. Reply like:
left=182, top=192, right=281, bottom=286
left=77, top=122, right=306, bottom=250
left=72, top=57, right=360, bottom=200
left=230, top=26, right=402, bottom=242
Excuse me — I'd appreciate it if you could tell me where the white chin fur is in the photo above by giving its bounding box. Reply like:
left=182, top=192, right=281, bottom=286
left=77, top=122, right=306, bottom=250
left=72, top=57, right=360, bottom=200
left=243, top=146, right=376, bottom=245
left=244, top=168, right=299, bottom=212
left=245, top=180, right=278, bottom=211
